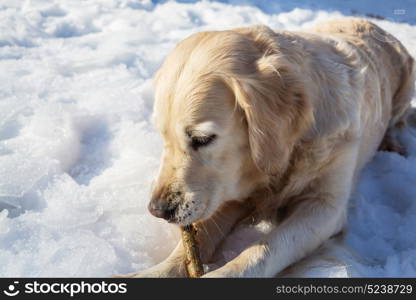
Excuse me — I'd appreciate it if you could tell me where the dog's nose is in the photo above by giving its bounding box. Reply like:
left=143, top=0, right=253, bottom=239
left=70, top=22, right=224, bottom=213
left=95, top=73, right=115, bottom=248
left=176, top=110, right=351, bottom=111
left=148, top=198, right=177, bottom=221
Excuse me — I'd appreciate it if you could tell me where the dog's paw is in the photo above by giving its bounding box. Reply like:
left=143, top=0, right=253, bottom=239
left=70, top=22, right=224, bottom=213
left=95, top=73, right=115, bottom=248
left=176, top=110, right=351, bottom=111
left=202, top=268, right=232, bottom=278
left=127, top=269, right=165, bottom=278
left=113, top=270, right=165, bottom=278
left=115, top=264, right=184, bottom=278
left=201, top=272, right=223, bottom=278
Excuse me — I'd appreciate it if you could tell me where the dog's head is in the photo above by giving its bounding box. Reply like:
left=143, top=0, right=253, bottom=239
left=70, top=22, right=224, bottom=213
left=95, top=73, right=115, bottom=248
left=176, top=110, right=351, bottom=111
left=148, top=27, right=313, bottom=225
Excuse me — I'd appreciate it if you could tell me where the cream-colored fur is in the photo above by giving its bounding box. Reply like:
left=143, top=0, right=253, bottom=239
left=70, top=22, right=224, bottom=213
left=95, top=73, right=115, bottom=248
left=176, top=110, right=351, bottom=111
left=128, top=18, right=415, bottom=277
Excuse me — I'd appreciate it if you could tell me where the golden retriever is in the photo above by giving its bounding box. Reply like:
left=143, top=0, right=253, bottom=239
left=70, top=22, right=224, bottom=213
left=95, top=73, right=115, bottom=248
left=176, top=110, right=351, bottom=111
left=130, top=18, right=414, bottom=277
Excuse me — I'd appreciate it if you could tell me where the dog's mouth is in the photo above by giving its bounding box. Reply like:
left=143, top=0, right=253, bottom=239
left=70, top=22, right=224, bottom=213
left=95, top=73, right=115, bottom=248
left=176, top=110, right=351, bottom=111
left=167, top=199, right=209, bottom=226
left=148, top=198, right=203, bottom=225
left=148, top=187, right=216, bottom=225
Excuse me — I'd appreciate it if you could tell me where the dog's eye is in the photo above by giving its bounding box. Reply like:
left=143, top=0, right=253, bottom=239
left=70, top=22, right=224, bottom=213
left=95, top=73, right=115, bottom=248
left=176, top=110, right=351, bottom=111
left=191, top=134, right=216, bottom=150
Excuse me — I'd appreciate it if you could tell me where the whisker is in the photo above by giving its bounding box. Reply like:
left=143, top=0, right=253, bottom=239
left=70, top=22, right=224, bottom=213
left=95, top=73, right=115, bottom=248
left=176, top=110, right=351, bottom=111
left=211, top=215, right=226, bottom=237
left=212, top=210, right=228, bottom=221
left=200, top=222, right=215, bottom=255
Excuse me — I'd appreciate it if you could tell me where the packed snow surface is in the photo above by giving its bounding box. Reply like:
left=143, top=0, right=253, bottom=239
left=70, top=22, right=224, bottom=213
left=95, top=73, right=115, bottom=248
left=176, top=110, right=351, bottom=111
left=0, top=0, right=415, bottom=277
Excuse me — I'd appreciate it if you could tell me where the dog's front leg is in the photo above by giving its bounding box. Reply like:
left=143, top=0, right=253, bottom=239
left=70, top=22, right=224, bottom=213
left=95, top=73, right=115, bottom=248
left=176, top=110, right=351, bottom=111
left=123, top=241, right=187, bottom=278
left=203, top=146, right=358, bottom=278
left=203, top=199, right=347, bottom=277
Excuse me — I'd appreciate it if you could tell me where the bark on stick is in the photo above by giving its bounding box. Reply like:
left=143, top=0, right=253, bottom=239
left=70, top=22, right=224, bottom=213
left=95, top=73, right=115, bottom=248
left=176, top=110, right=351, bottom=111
left=181, top=225, right=204, bottom=278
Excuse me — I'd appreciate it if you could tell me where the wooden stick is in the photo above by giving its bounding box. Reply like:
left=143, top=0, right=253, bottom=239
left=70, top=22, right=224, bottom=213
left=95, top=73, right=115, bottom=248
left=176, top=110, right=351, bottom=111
left=181, top=225, right=204, bottom=278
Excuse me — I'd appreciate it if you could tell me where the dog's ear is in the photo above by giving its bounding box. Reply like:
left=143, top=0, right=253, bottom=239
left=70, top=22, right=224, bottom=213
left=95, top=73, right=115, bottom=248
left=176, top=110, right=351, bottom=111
left=227, top=55, right=313, bottom=175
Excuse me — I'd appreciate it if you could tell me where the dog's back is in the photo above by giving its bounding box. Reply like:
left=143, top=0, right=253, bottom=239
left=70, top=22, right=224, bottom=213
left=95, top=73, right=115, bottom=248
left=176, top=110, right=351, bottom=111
left=312, top=18, right=414, bottom=129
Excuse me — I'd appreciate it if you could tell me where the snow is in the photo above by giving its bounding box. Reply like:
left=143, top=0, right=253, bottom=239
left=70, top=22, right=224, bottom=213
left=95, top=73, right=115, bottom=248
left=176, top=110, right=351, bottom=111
left=0, top=0, right=415, bottom=277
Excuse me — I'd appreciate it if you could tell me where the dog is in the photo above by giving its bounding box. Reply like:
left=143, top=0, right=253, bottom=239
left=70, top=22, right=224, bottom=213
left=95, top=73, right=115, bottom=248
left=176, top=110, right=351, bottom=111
left=129, top=18, right=414, bottom=277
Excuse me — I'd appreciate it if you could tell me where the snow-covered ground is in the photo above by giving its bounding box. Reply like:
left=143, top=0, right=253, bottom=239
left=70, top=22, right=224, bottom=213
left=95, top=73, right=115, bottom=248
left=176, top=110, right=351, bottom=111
left=0, top=0, right=415, bottom=277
